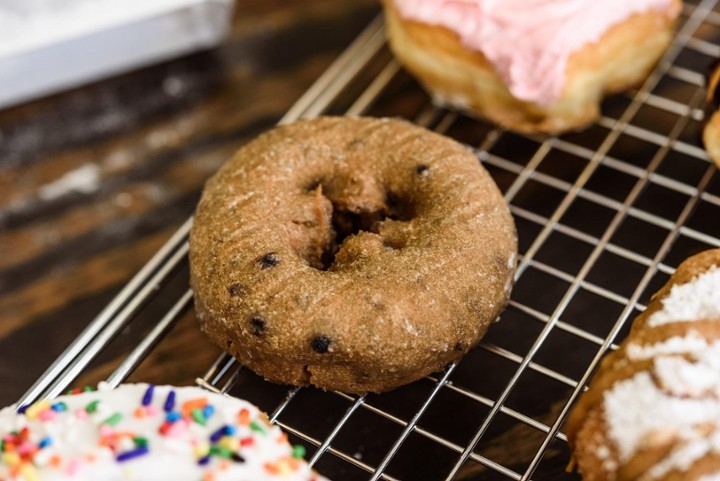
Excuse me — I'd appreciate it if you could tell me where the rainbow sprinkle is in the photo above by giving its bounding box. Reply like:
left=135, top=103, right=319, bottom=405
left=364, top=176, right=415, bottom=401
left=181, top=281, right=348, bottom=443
left=103, top=413, right=123, bottom=427
left=141, top=385, right=155, bottom=407
left=0, top=384, right=325, bottom=480
left=163, top=390, right=176, bottom=413
left=116, top=446, right=149, bottom=462
left=85, top=400, right=100, bottom=414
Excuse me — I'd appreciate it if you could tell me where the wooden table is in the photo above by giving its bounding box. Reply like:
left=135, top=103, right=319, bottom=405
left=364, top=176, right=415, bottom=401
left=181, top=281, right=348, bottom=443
left=0, top=0, right=379, bottom=406
left=3, top=2, right=717, bottom=479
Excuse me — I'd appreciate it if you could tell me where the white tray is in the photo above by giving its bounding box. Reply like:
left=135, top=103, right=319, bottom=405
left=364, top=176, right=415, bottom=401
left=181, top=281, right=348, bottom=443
left=0, top=0, right=235, bottom=110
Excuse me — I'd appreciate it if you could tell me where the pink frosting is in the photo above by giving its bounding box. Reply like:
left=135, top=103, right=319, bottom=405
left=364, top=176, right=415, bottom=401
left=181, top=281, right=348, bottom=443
left=391, top=0, right=678, bottom=105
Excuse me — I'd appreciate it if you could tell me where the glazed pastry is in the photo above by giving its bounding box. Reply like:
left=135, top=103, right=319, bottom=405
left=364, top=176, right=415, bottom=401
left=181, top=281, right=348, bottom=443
left=567, top=249, right=720, bottom=481
left=0, top=383, right=326, bottom=481
left=703, top=63, right=720, bottom=168
left=382, top=0, right=681, bottom=134
left=189, top=116, right=517, bottom=394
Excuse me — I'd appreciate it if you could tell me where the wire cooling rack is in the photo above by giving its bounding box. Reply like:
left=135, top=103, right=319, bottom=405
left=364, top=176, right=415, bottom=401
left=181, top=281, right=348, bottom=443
left=17, top=1, right=720, bottom=479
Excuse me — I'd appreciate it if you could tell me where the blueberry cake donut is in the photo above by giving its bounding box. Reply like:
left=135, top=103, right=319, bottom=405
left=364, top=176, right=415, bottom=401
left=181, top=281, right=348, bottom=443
left=189, top=116, right=517, bottom=394
left=0, top=383, right=327, bottom=480
left=703, top=62, right=720, bottom=168
left=382, top=0, right=681, bottom=134
left=567, top=249, right=720, bottom=481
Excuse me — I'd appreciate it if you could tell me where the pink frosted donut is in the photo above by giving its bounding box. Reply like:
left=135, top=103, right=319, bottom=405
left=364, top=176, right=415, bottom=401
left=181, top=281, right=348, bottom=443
left=383, top=0, right=681, bottom=133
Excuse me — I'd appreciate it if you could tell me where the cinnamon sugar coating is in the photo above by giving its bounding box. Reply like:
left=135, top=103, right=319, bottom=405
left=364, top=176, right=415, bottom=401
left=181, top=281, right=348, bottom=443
left=189, top=117, right=517, bottom=393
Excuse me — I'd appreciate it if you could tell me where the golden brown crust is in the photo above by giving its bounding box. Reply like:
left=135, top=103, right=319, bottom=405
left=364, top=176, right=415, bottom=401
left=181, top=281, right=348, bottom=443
left=189, top=117, right=517, bottom=393
left=703, top=62, right=720, bottom=167
left=382, top=0, right=681, bottom=134
left=704, top=111, right=720, bottom=169
left=567, top=249, right=720, bottom=481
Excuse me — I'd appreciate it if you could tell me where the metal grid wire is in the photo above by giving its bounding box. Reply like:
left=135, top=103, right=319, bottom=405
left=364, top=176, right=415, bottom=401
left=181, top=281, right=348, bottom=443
left=17, top=1, right=720, bottom=479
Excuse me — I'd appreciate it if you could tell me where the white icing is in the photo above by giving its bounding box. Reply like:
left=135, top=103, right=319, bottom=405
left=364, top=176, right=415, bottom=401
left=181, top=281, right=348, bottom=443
left=603, top=372, right=720, bottom=462
left=647, top=267, right=720, bottom=326
left=0, top=384, right=327, bottom=481
left=602, top=261, right=720, bottom=477
left=699, top=473, right=720, bottom=481
left=654, top=355, right=720, bottom=397
left=626, top=332, right=710, bottom=360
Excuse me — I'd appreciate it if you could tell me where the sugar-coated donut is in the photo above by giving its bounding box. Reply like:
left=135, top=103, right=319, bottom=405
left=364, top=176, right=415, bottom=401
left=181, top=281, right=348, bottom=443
left=189, top=116, right=517, bottom=394
left=703, top=63, right=720, bottom=168
left=382, top=0, right=681, bottom=134
left=566, top=249, right=720, bottom=481
left=0, top=383, right=327, bottom=480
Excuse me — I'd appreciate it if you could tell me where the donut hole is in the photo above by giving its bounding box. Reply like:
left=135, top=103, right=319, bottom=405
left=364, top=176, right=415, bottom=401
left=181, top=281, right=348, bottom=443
left=331, top=209, right=384, bottom=244
left=318, top=192, right=416, bottom=270
left=293, top=178, right=417, bottom=269
left=318, top=207, right=385, bottom=269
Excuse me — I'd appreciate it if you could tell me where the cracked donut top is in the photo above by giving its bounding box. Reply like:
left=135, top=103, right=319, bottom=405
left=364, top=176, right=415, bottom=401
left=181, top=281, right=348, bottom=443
left=0, top=383, right=326, bottom=481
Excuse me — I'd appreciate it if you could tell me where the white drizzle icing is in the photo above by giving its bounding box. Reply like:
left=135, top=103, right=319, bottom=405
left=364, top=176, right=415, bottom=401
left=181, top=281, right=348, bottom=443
left=603, top=372, right=720, bottom=462
left=653, top=355, right=720, bottom=397
left=601, top=262, right=720, bottom=478
left=626, top=331, right=709, bottom=360
left=647, top=266, right=720, bottom=326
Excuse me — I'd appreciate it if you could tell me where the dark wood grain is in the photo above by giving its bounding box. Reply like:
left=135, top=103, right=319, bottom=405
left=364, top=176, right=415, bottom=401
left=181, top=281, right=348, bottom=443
left=0, top=0, right=380, bottom=404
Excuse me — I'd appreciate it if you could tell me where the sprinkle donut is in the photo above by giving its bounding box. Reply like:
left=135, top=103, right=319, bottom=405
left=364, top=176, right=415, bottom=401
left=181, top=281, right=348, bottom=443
left=189, top=117, right=517, bottom=393
left=0, top=383, right=326, bottom=480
